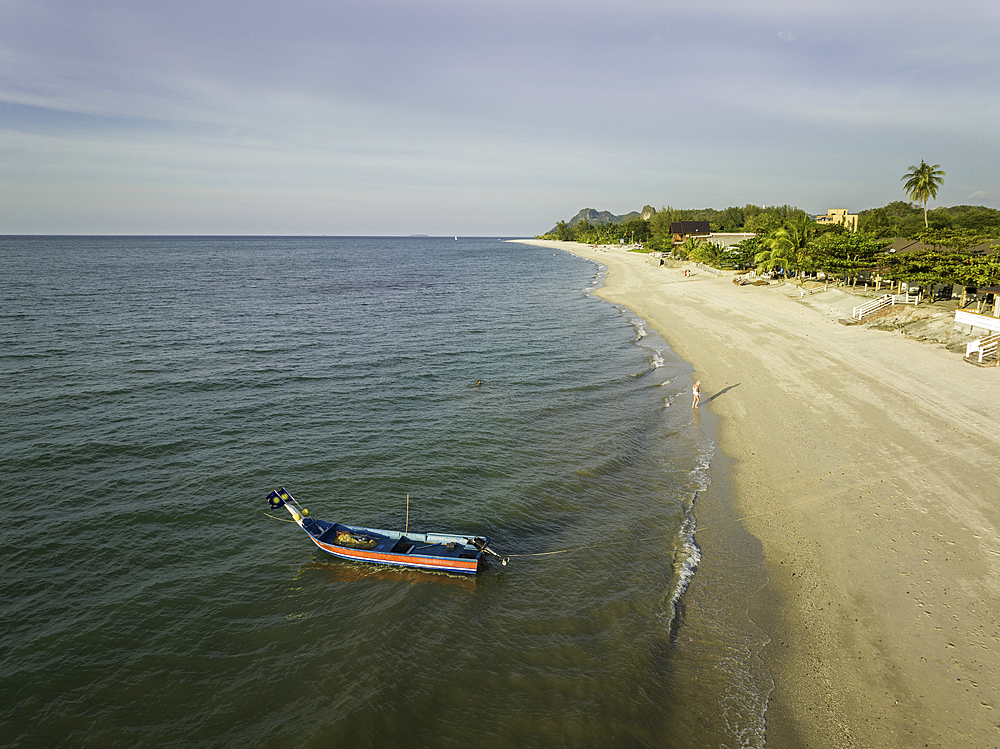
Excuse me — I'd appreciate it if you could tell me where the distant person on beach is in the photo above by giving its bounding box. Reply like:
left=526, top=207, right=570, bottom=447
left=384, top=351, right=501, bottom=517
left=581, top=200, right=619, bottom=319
left=692, top=381, right=701, bottom=408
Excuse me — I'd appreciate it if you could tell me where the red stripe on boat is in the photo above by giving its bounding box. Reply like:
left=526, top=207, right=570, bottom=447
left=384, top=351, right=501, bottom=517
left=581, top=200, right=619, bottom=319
left=310, top=537, right=479, bottom=572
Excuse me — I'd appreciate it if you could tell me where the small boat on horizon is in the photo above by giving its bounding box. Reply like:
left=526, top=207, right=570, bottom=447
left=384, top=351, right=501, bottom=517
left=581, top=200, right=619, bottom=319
left=265, top=488, right=509, bottom=575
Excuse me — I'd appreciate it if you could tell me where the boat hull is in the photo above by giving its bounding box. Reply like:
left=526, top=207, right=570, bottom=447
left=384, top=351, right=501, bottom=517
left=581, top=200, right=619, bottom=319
left=265, top=488, right=502, bottom=576
left=301, top=519, right=484, bottom=575
left=308, top=536, right=481, bottom=574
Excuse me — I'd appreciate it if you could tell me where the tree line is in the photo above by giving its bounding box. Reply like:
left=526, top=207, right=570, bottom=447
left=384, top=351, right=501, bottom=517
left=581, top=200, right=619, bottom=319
left=544, top=204, right=810, bottom=250
left=858, top=202, right=1000, bottom=236
left=539, top=203, right=1000, bottom=290
left=745, top=224, right=1000, bottom=292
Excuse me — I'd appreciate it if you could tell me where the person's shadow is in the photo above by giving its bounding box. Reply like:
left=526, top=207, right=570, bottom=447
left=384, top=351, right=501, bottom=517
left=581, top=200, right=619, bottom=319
left=703, top=383, right=740, bottom=404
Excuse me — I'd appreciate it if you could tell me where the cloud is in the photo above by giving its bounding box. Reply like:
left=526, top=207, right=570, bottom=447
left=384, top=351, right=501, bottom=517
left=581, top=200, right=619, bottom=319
left=3, top=0, right=1000, bottom=232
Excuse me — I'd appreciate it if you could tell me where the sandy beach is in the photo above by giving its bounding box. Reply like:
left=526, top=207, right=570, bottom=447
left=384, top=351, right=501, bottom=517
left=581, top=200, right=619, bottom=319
left=516, top=239, right=1000, bottom=748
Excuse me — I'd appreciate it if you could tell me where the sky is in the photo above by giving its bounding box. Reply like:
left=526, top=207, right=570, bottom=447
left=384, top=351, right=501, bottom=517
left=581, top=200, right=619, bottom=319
left=2, top=0, right=999, bottom=235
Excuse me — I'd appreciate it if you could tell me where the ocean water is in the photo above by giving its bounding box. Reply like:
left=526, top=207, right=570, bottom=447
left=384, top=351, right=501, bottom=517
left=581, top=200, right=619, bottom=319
left=0, top=236, right=770, bottom=748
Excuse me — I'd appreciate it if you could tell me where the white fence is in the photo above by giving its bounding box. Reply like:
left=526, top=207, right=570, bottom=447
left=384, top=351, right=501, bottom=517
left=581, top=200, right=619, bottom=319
left=853, top=295, right=891, bottom=319
left=852, top=293, right=921, bottom=320
left=966, top=334, right=1000, bottom=363
left=799, top=284, right=829, bottom=298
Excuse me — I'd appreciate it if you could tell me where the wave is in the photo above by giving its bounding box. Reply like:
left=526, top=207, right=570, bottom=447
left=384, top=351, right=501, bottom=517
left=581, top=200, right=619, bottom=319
left=667, top=492, right=703, bottom=643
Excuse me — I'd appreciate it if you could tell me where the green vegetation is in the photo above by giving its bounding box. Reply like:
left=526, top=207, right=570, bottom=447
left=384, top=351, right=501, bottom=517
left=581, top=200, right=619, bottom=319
left=813, top=231, right=894, bottom=282
left=538, top=202, right=1000, bottom=290
left=544, top=202, right=1000, bottom=246
left=882, top=250, right=1000, bottom=296
left=538, top=179, right=1000, bottom=289
left=743, top=225, right=999, bottom=289
left=541, top=204, right=809, bottom=252
left=744, top=227, right=894, bottom=284
left=858, top=203, right=1000, bottom=237
left=551, top=216, right=652, bottom=246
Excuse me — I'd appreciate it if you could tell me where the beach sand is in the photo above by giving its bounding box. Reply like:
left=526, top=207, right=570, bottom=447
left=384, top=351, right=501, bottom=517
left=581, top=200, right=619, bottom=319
left=516, top=239, right=1000, bottom=748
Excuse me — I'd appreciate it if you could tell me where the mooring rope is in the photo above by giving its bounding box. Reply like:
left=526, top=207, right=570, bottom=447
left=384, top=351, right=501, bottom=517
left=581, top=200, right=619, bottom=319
left=505, top=549, right=575, bottom=557
left=262, top=510, right=298, bottom=523
left=260, top=510, right=667, bottom=558
left=506, top=534, right=665, bottom=557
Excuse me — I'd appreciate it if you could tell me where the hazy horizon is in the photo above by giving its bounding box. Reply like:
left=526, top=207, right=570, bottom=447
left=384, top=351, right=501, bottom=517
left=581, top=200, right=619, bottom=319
left=3, top=1, right=998, bottom=235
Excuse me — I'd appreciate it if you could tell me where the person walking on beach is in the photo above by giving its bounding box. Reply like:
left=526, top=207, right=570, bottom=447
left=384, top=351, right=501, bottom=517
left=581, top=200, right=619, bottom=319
left=692, top=381, right=701, bottom=408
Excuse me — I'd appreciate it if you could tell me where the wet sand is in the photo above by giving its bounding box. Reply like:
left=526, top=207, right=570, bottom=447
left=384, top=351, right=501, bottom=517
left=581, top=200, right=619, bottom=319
left=516, top=239, right=1000, bottom=748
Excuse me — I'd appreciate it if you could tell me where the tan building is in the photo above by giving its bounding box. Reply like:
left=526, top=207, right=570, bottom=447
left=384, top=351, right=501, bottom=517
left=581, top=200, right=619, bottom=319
left=815, top=209, right=858, bottom=232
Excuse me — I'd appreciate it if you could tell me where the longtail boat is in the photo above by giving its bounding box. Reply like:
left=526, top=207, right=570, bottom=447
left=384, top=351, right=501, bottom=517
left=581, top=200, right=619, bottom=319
left=265, top=488, right=508, bottom=575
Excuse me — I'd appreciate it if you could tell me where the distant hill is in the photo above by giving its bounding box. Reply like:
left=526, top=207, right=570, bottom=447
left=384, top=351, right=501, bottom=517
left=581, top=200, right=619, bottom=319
left=548, top=206, right=655, bottom=234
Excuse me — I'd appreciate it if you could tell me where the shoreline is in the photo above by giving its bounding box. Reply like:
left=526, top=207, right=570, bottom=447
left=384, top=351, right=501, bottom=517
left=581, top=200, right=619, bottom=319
left=514, top=239, right=1000, bottom=748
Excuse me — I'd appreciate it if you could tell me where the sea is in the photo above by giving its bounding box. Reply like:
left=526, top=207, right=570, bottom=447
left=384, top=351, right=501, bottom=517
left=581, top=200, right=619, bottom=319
left=1, top=236, right=771, bottom=748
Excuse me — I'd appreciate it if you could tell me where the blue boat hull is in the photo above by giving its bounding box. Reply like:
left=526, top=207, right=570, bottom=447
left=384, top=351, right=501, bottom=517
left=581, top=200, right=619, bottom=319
left=300, top=518, right=485, bottom=575
left=265, top=488, right=507, bottom=575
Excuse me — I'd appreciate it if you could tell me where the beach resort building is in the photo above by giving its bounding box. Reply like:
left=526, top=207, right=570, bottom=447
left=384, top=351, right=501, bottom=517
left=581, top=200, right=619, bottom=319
left=815, top=209, right=859, bottom=232
left=706, top=232, right=756, bottom=248
left=670, top=221, right=711, bottom=244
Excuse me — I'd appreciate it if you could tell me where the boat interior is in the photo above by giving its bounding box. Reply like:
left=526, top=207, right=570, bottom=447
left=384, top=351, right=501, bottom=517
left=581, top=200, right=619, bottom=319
left=303, top=518, right=479, bottom=559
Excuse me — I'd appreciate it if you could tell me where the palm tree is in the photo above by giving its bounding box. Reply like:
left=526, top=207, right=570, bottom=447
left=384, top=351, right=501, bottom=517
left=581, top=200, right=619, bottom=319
left=787, top=214, right=816, bottom=249
left=752, top=219, right=818, bottom=281
left=675, top=236, right=702, bottom=260
left=902, top=161, right=946, bottom=228
left=690, top=241, right=724, bottom=266
left=754, top=229, right=796, bottom=277
left=786, top=216, right=818, bottom=280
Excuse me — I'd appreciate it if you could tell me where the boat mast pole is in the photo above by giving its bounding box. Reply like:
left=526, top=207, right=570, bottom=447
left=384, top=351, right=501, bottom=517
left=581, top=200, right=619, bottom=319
left=405, top=494, right=409, bottom=535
